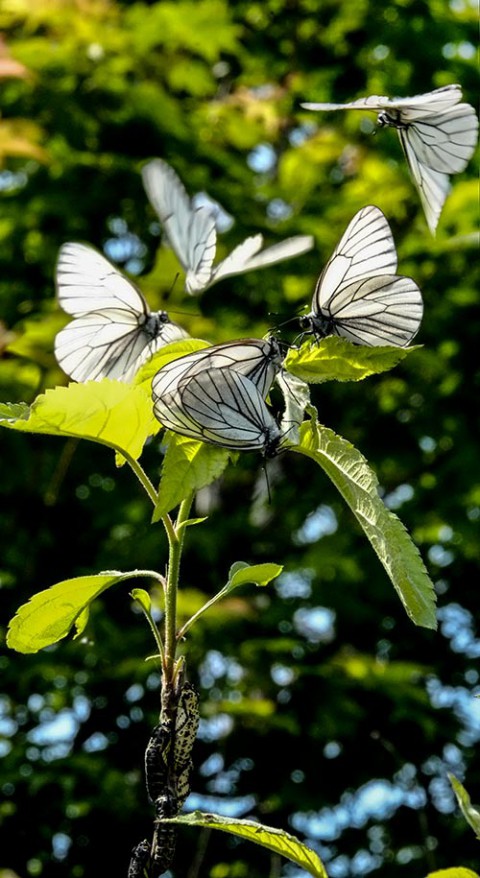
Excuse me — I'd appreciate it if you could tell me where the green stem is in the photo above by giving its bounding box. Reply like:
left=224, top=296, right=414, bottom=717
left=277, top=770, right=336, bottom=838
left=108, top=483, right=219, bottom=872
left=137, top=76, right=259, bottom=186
left=163, top=493, right=194, bottom=682
left=124, top=453, right=158, bottom=506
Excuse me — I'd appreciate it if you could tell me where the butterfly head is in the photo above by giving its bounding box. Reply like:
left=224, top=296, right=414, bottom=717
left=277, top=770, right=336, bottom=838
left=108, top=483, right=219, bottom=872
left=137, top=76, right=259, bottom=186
left=377, top=110, right=405, bottom=130
left=144, top=310, right=171, bottom=338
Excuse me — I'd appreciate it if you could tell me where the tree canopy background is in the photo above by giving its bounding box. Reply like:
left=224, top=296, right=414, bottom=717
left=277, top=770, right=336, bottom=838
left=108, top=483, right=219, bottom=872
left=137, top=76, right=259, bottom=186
left=0, top=1, right=478, bottom=876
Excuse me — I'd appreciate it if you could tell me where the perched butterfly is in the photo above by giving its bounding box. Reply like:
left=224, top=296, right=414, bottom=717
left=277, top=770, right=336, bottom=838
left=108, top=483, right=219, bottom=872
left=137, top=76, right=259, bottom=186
left=299, top=205, right=423, bottom=347
left=142, top=158, right=314, bottom=294
left=153, top=366, right=289, bottom=456
left=151, top=336, right=285, bottom=403
left=301, top=84, right=479, bottom=234
left=54, top=242, right=189, bottom=383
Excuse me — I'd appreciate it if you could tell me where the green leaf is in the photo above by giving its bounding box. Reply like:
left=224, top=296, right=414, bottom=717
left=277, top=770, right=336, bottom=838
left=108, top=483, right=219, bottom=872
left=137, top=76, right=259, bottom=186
left=285, top=337, right=419, bottom=384
left=178, top=561, right=283, bottom=638
left=425, top=870, right=480, bottom=878
left=0, top=380, right=157, bottom=462
left=227, top=562, right=284, bottom=590
left=7, top=571, right=158, bottom=653
left=294, top=421, right=437, bottom=629
left=130, top=588, right=152, bottom=614
left=153, top=432, right=231, bottom=519
left=162, top=812, right=328, bottom=877
left=449, top=774, right=480, bottom=839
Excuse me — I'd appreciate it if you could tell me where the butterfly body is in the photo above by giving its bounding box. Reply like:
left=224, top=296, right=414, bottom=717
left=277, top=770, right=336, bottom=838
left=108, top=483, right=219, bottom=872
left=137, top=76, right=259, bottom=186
left=143, top=310, right=170, bottom=337
left=301, top=84, right=478, bottom=233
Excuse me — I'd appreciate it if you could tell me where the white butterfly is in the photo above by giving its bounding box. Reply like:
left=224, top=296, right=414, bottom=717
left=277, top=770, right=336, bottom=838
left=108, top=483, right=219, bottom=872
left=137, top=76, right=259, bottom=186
left=299, top=205, right=423, bottom=347
left=141, top=158, right=314, bottom=294
left=153, top=366, right=287, bottom=455
left=151, top=336, right=285, bottom=403
left=301, top=84, right=479, bottom=234
left=54, top=242, right=189, bottom=383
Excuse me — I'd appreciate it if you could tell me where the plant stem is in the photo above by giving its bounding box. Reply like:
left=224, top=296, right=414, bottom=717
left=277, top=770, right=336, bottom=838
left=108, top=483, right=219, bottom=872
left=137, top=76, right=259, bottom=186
left=124, top=453, right=159, bottom=506
left=163, top=494, right=194, bottom=683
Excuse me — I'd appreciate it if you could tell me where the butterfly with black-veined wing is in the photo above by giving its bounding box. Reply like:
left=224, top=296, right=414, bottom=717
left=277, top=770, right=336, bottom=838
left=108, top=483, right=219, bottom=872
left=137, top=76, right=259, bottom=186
left=298, top=205, right=423, bottom=347
left=301, top=84, right=479, bottom=234
left=152, top=366, right=292, bottom=457
left=151, top=335, right=285, bottom=403
left=54, top=242, right=189, bottom=383
left=141, top=158, right=314, bottom=294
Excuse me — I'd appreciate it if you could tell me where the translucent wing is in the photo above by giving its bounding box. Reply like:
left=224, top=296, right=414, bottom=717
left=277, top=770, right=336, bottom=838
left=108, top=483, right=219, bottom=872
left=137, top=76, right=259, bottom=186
left=398, top=104, right=478, bottom=233
left=323, top=274, right=423, bottom=347
left=179, top=368, right=282, bottom=451
left=152, top=336, right=284, bottom=402
left=312, top=205, right=397, bottom=315
left=143, top=159, right=314, bottom=293
left=55, top=242, right=188, bottom=383
left=301, top=95, right=391, bottom=113
left=305, top=206, right=423, bottom=347
left=141, top=159, right=217, bottom=295
left=211, top=234, right=314, bottom=286
left=301, top=85, right=465, bottom=119
left=56, top=242, right=148, bottom=317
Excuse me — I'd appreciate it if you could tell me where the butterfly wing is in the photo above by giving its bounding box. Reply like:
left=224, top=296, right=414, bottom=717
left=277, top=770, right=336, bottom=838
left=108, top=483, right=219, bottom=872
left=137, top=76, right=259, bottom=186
left=179, top=368, right=280, bottom=450
left=56, top=242, right=149, bottom=317
left=312, top=205, right=397, bottom=316
left=301, top=95, right=391, bottom=113
left=152, top=337, right=284, bottom=401
left=307, top=206, right=422, bottom=347
left=211, top=234, right=314, bottom=285
left=325, top=274, right=423, bottom=347
left=142, top=159, right=217, bottom=295
left=55, top=242, right=187, bottom=382
left=301, top=85, right=466, bottom=118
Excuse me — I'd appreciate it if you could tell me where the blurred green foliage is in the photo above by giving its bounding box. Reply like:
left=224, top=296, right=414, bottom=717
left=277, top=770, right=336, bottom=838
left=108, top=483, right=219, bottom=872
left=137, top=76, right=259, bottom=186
left=0, top=0, right=478, bottom=876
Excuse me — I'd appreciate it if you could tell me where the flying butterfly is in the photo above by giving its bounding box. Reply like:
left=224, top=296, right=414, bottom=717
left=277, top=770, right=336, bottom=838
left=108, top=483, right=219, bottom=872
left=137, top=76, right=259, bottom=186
left=151, top=335, right=285, bottom=403
left=142, top=158, right=314, bottom=294
left=54, top=242, right=189, bottom=383
left=152, top=366, right=289, bottom=456
left=301, top=84, right=479, bottom=234
left=299, top=205, right=423, bottom=347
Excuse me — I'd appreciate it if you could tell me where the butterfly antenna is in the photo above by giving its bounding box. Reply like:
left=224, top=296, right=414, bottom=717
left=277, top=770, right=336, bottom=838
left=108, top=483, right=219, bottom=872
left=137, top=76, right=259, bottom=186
left=262, top=460, right=272, bottom=505
left=164, top=272, right=180, bottom=304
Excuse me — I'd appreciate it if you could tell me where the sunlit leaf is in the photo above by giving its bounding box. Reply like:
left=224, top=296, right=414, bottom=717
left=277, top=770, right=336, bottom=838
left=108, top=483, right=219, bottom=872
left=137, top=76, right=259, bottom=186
left=7, top=571, right=157, bottom=653
left=285, top=337, right=418, bottom=384
left=0, top=380, right=157, bottom=462
left=227, top=561, right=283, bottom=590
left=163, top=811, right=328, bottom=877
left=425, top=870, right=480, bottom=878
left=130, top=588, right=152, bottom=614
left=294, top=421, right=436, bottom=629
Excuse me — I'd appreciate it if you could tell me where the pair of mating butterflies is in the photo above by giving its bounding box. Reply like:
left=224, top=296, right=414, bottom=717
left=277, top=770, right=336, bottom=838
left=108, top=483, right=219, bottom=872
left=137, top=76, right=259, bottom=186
left=151, top=335, right=287, bottom=456
left=302, top=84, right=478, bottom=235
